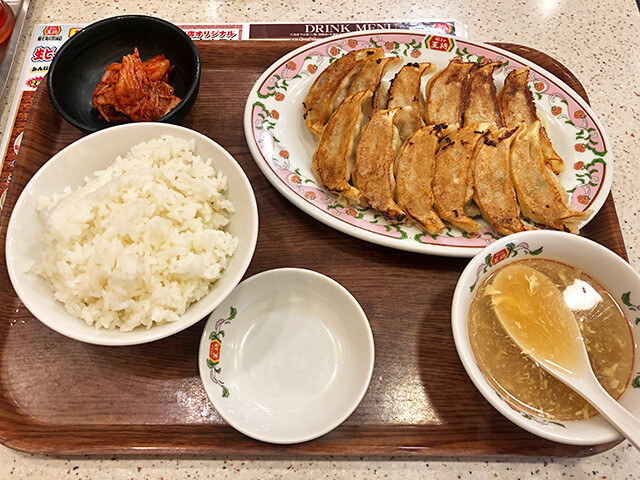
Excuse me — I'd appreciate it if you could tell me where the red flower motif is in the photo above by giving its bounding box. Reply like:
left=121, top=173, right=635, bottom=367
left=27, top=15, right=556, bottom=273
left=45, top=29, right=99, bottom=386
left=551, top=106, right=562, bottom=116
left=304, top=191, right=316, bottom=200
left=279, top=150, right=289, bottom=158
left=271, top=110, right=280, bottom=120
left=307, top=64, right=317, bottom=74
left=535, top=82, right=545, bottom=92
left=290, top=174, right=301, bottom=184
left=490, top=248, right=509, bottom=266
left=385, top=41, right=395, bottom=51
left=286, top=61, right=296, bottom=70
left=347, top=208, right=358, bottom=217
left=573, top=160, right=585, bottom=170
left=275, top=92, right=285, bottom=101
left=347, top=39, right=357, bottom=48
left=577, top=194, right=589, bottom=205
left=410, top=49, right=420, bottom=58
left=574, top=109, right=585, bottom=119
left=574, top=143, right=586, bottom=153
left=329, top=46, right=339, bottom=56
left=505, top=401, right=521, bottom=413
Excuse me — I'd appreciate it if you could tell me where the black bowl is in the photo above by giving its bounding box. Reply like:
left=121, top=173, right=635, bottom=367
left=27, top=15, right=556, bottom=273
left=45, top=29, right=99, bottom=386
left=47, top=15, right=200, bottom=134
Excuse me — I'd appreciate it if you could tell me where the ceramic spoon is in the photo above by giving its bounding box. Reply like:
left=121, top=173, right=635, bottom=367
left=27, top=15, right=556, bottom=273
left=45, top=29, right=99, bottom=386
left=491, top=263, right=640, bottom=450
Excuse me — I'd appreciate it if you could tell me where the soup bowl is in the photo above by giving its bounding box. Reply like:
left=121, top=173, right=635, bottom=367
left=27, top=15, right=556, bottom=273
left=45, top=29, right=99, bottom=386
left=452, top=230, right=640, bottom=445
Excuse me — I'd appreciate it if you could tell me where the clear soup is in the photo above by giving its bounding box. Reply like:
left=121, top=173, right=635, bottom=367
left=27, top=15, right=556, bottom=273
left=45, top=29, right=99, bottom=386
left=469, top=258, right=636, bottom=421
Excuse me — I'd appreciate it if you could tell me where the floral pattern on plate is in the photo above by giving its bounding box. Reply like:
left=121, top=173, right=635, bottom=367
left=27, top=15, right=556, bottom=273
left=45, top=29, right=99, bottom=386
left=469, top=241, right=543, bottom=292
left=620, top=292, right=640, bottom=390
left=245, top=31, right=613, bottom=257
left=206, top=306, right=237, bottom=398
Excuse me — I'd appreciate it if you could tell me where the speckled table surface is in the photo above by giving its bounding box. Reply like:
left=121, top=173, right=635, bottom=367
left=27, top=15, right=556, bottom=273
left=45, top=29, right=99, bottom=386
left=1, top=0, right=639, bottom=478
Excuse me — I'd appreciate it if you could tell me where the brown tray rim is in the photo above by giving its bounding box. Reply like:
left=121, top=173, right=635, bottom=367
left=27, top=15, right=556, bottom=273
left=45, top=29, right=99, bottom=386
left=0, top=39, right=627, bottom=457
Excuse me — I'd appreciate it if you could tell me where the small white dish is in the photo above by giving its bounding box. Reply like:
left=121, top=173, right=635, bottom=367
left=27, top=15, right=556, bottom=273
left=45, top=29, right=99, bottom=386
left=452, top=230, right=640, bottom=445
left=198, top=268, right=374, bottom=444
left=5, top=123, right=258, bottom=346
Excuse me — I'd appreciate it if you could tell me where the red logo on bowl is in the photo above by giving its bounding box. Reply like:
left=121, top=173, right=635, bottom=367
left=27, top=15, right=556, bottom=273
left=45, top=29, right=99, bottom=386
left=43, top=26, right=61, bottom=36
left=490, top=248, right=509, bottom=266
left=209, top=339, right=221, bottom=365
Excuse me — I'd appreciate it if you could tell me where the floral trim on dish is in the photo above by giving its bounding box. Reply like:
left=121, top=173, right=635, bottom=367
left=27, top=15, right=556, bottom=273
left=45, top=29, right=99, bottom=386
left=495, top=392, right=566, bottom=428
left=620, top=293, right=640, bottom=388
left=469, top=242, right=543, bottom=292
left=248, top=32, right=611, bottom=252
left=206, top=306, right=237, bottom=398
left=621, top=291, right=640, bottom=325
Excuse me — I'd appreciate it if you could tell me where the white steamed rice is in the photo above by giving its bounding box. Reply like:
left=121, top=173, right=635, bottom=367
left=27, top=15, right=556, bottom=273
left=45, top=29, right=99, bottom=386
left=33, top=135, right=238, bottom=331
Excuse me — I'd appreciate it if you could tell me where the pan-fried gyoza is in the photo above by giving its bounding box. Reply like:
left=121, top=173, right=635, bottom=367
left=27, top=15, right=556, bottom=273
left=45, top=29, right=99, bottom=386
left=312, top=90, right=372, bottom=202
left=372, top=79, right=391, bottom=112
left=348, top=56, right=402, bottom=107
left=473, top=125, right=531, bottom=235
left=463, top=61, right=503, bottom=128
left=353, top=107, right=406, bottom=222
left=387, top=62, right=435, bottom=142
left=395, top=123, right=455, bottom=234
left=303, top=48, right=590, bottom=236
left=498, top=67, right=564, bottom=173
left=497, top=68, right=537, bottom=126
left=424, top=58, right=473, bottom=127
left=303, top=48, right=383, bottom=137
left=432, top=123, right=491, bottom=233
left=510, top=121, right=590, bottom=233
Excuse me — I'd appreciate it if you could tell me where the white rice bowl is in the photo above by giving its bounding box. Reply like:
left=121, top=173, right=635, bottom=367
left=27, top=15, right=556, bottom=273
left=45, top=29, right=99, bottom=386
left=6, top=123, right=258, bottom=346
left=34, top=135, right=237, bottom=331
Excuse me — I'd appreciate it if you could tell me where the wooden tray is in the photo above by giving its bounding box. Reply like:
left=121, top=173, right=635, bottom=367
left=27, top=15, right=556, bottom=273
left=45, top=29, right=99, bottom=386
left=0, top=40, right=627, bottom=456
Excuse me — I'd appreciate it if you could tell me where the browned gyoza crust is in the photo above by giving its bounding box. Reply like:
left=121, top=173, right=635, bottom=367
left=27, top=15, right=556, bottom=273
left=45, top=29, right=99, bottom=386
left=348, top=56, right=402, bottom=105
left=395, top=123, right=455, bottom=234
left=473, top=125, right=532, bottom=235
left=498, top=67, right=565, bottom=174
left=463, top=61, right=504, bottom=128
left=424, top=57, right=473, bottom=127
left=303, top=48, right=384, bottom=137
left=353, top=107, right=406, bottom=222
left=432, top=122, right=492, bottom=233
left=372, top=80, right=390, bottom=112
left=497, top=68, right=537, bottom=125
left=387, top=62, right=435, bottom=142
left=312, top=90, right=372, bottom=202
left=510, top=121, right=591, bottom=233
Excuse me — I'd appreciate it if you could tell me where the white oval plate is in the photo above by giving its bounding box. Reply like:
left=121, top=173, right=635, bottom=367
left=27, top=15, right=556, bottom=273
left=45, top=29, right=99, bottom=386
left=6, top=123, right=258, bottom=346
left=244, top=30, right=613, bottom=257
left=198, top=268, right=374, bottom=444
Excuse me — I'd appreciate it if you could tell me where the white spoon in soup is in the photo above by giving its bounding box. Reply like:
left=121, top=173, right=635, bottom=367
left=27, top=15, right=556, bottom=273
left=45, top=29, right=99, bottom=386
left=491, top=263, right=640, bottom=450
